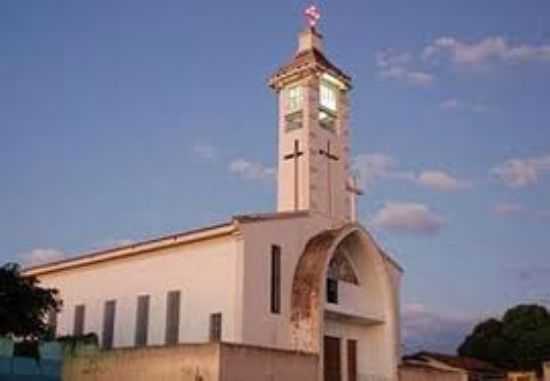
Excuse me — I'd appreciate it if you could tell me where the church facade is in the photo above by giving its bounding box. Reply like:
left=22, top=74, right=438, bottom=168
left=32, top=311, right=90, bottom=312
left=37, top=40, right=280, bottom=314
left=24, top=20, right=403, bottom=381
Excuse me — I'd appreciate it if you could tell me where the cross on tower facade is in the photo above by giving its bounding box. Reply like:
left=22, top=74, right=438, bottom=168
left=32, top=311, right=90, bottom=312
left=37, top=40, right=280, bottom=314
left=283, top=140, right=304, bottom=210
left=319, top=141, right=339, bottom=216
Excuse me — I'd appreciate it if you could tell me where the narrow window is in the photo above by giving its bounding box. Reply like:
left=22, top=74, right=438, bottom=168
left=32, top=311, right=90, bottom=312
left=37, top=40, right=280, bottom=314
left=286, top=86, right=303, bottom=113
left=320, top=82, right=337, bottom=111
left=327, top=278, right=339, bottom=304
left=319, top=81, right=338, bottom=132
left=347, top=339, right=358, bottom=381
left=319, top=109, right=336, bottom=131
left=73, top=305, right=85, bottom=336
left=285, top=112, right=303, bottom=131
left=271, top=245, right=282, bottom=314
left=285, top=86, right=303, bottom=131
left=102, top=300, right=116, bottom=350
left=135, top=295, right=150, bottom=347
left=209, top=313, right=222, bottom=342
left=165, top=291, right=181, bottom=345
left=47, top=308, right=57, bottom=337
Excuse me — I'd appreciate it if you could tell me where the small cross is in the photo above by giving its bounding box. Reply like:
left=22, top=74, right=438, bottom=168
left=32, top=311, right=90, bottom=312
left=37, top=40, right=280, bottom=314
left=319, top=141, right=339, bottom=216
left=284, top=140, right=304, bottom=210
left=304, top=5, right=321, bottom=28
left=346, top=173, right=364, bottom=222
left=319, top=141, right=339, bottom=162
left=346, top=172, right=364, bottom=196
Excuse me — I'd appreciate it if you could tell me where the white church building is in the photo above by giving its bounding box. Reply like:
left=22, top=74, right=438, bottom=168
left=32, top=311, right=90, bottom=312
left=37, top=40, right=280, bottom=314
left=25, top=14, right=403, bottom=381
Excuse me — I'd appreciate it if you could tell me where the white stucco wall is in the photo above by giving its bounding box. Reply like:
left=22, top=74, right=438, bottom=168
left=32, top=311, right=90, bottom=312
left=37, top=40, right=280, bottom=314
left=37, top=235, right=242, bottom=348
left=324, top=230, right=402, bottom=381
left=384, top=258, right=403, bottom=367
left=237, top=213, right=331, bottom=349
left=326, top=282, right=384, bottom=321
left=325, top=318, right=389, bottom=381
left=238, top=216, right=402, bottom=381
left=33, top=212, right=401, bottom=381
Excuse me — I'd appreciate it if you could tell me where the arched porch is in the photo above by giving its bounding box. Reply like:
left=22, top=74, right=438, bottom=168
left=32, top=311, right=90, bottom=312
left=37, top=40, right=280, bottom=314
left=290, top=223, right=400, bottom=381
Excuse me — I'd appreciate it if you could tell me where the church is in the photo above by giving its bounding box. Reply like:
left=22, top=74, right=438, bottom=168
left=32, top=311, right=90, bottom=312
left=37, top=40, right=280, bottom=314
left=24, top=9, right=403, bottom=381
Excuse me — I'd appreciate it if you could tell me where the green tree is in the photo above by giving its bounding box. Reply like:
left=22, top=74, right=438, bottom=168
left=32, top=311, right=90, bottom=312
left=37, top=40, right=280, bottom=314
left=458, top=304, right=550, bottom=372
left=0, top=263, right=62, bottom=339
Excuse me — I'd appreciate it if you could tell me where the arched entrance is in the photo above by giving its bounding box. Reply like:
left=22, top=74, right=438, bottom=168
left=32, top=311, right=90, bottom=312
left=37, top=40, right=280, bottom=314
left=290, top=223, right=400, bottom=381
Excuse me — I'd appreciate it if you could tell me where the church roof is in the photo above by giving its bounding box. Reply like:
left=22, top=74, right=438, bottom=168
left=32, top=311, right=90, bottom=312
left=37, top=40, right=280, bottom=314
left=269, top=47, right=352, bottom=89
left=23, top=210, right=402, bottom=277
left=23, top=221, right=235, bottom=276
left=403, top=352, right=505, bottom=375
left=234, top=210, right=310, bottom=223
left=378, top=247, right=404, bottom=273
left=23, top=211, right=310, bottom=277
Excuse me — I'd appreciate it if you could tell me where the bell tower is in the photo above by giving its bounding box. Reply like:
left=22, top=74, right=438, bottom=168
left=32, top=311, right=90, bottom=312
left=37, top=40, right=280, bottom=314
left=269, top=7, right=357, bottom=222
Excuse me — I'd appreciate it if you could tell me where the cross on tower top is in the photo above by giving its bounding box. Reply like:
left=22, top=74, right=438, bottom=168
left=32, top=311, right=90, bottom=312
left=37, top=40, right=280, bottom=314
left=304, top=4, right=321, bottom=28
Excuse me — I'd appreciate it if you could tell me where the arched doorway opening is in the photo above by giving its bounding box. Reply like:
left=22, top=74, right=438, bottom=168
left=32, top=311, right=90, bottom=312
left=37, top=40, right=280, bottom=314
left=290, top=224, right=400, bottom=381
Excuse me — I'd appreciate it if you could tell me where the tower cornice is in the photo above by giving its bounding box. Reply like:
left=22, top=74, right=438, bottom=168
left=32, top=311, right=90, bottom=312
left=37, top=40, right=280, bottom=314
left=269, top=28, right=352, bottom=91
left=269, top=49, right=352, bottom=91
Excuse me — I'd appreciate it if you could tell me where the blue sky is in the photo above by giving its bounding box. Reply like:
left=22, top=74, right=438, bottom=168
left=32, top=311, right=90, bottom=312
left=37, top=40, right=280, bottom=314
left=1, top=1, right=549, bottom=353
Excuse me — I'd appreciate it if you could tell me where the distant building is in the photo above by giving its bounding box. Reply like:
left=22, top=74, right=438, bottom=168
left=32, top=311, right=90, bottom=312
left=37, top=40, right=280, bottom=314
left=400, top=362, right=466, bottom=381
left=401, top=352, right=506, bottom=381
left=507, top=371, right=538, bottom=381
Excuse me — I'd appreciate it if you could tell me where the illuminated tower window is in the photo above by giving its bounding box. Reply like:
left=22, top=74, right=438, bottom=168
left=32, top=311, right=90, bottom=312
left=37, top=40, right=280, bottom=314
left=286, top=85, right=303, bottom=131
left=287, top=86, right=303, bottom=113
left=320, top=82, right=337, bottom=111
left=319, top=81, right=337, bottom=131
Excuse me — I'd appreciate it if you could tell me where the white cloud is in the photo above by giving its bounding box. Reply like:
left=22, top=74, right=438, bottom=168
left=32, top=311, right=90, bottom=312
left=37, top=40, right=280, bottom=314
left=471, top=103, right=489, bottom=113
left=93, top=239, right=135, bottom=251
left=20, top=248, right=65, bottom=267
left=352, top=153, right=414, bottom=188
left=440, top=98, right=461, bottom=110
left=113, top=239, right=135, bottom=247
left=494, top=202, right=525, bottom=216
left=493, top=204, right=550, bottom=220
left=406, top=71, right=434, bottom=86
left=376, top=50, right=412, bottom=68
left=402, top=303, right=476, bottom=354
left=491, top=154, right=550, bottom=188
left=376, top=49, right=434, bottom=87
left=229, top=159, right=275, bottom=181
left=353, top=154, right=470, bottom=193
left=439, top=98, right=489, bottom=113
left=423, top=36, right=550, bottom=66
left=417, top=170, right=472, bottom=192
left=371, top=202, right=446, bottom=235
left=192, top=143, right=217, bottom=161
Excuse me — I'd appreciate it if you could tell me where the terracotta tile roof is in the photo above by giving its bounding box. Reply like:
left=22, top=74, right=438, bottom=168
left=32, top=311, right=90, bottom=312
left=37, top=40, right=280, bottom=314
left=399, top=363, right=457, bottom=374
left=269, top=48, right=352, bottom=88
left=404, top=352, right=505, bottom=374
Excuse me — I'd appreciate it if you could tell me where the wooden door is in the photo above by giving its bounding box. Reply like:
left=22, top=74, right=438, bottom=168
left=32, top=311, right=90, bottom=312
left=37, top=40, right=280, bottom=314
left=324, top=336, right=341, bottom=381
left=347, top=340, right=357, bottom=381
